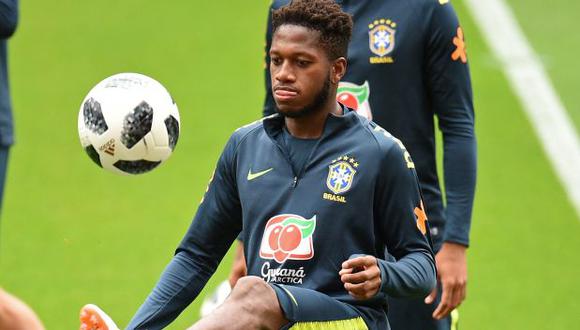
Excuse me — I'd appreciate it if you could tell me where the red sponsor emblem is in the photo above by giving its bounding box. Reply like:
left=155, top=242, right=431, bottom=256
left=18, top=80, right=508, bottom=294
left=259, top=214, right=316, bottom=263
left=337, top=81, right=372, bottom=119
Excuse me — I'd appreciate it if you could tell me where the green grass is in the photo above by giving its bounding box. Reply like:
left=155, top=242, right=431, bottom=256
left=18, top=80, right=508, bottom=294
left=0, top=1, right=269, bottom=328
left=0, top=0, right=578, bottom=329
left=506, top=0, right=580, bottom=131
left=453, top=1, right=580, bottom=328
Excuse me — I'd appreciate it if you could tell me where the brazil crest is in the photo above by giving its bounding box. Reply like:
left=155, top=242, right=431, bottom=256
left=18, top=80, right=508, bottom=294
left=368, top=19, right=397, bottom=64
left=326, top=158, right=357, bottom=195
left=369, top=21, right=395, bottom=57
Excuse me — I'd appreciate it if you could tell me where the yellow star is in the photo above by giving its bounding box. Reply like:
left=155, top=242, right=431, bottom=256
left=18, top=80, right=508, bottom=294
left=353, top=162, right=359, bottom=168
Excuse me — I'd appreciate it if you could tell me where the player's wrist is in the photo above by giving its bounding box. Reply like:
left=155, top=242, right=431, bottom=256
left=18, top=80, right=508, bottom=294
left=439, top=242, right=467, bottom=257
left=442, top=240, right=468, bottom=250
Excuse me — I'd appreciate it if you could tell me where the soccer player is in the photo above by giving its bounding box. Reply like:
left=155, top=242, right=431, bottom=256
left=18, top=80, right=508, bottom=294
left=0, top=1, right=16, bottom=203
left=80, top=0, right=436, bottom=329
left=224, top=0, right=477, bottom=329
left=0, top=1, right=45, bottom=329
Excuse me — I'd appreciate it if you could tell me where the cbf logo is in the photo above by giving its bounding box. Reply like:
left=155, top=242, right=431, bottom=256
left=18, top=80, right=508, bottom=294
left=337, top=81, right=373, bottom=119
left=368, top=19, right=397, bottom=64
left=260, top=214, right=316, bottom=263
left=326, top=156, right=358, bottom=196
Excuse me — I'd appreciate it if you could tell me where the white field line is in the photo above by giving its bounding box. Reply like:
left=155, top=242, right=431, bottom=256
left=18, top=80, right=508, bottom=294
left=464, top=0, right=580, bottom=219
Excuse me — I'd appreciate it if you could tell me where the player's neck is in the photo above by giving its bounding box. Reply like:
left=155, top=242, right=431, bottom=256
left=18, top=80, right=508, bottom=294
left=285, top=101, right=342, bottom=139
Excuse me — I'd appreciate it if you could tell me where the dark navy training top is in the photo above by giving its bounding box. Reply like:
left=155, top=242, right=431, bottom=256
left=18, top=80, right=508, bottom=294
left=127, top=109, right=436, bottom=329
left=265, top=0, right=477, bottom=248
left=0, top=0, right=18, bottom=147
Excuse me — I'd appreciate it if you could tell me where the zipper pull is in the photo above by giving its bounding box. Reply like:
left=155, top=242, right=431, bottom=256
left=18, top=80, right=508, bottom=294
left=292, top=176, right=298, bottom=187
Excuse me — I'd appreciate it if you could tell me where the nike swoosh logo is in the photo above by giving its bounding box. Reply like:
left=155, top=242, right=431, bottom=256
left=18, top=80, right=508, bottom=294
left=247, top=167, right=274, bottom=181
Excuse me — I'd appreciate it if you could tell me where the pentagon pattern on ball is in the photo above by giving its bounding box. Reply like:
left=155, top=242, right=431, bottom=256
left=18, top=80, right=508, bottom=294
left=113, top=159, right=161, bottom=174
left=121, top=101, right=153, bottom=149
left=165, top=115, right=179, bottom=150
left=83, top=98, right=108, bottom=134
left=84, top=145, right=102, bottom=168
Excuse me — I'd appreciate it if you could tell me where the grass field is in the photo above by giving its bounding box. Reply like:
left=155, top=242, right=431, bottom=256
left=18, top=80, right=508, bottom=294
left=506, top=0, right=580, bottom=131
left=0, top=0, right=578, bottom=329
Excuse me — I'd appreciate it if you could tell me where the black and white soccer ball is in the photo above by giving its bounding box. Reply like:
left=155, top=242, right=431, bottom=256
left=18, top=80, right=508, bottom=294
left=78, top=73, right=180, bottom=175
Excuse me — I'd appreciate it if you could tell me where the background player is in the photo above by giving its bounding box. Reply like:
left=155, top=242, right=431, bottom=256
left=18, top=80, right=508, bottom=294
left=0, top=1, right=45, bottom=328
left=80, top=1, right=435, bottom=329
left=223, top=0, right=477, bottom=329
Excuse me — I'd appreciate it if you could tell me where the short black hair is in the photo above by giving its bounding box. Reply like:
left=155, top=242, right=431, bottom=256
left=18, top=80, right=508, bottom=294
left=272, top=0, right=353, bottom=60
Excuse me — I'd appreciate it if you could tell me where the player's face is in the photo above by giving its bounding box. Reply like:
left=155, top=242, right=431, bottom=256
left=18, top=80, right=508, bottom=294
left=270, top=25, right=333, bottom=118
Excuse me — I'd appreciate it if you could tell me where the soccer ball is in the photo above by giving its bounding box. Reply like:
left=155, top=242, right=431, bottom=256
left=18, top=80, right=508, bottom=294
left=78, top=73, right=180, bottom=175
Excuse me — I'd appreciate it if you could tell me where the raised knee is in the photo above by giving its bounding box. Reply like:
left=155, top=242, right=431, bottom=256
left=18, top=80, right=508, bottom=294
left=231, top=276, right=272, bottom=299
left=227, top=277, right=286, bottom=329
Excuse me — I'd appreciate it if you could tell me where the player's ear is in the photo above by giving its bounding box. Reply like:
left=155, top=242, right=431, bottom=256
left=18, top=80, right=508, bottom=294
left=331, top=57, right=347, bottom=84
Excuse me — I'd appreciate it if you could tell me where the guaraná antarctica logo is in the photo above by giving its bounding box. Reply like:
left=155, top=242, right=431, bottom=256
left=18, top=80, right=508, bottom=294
left=337, top=81, right=372, bottom=119
left=260, top=214, right=317, bottom=264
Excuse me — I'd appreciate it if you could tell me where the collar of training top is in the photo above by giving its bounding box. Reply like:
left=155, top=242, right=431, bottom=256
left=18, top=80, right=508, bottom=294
left=263, top=103, right=360, bottom=139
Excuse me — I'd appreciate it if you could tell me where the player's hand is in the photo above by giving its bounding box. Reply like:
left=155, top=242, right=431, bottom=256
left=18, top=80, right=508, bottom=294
left=425, top=242, right=467, bottom=320
left=339, top=255, right=381, bottom=300
left=228, top=241, right=247, bottom=287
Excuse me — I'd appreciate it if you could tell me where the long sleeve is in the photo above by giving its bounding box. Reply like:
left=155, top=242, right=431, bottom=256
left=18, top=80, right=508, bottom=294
left=425, top=1, right=477, bottom=246
left=126, top=251, right=213, bottom=330
left=0, top=0, right=18, bottom=38
left=127, top=135, right=243, bottom=329
left=375, top=142, right=436, bottom=298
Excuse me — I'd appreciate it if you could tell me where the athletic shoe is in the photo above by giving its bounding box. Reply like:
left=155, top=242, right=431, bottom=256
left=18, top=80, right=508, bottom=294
left=79, top=304, right=120, bottom=330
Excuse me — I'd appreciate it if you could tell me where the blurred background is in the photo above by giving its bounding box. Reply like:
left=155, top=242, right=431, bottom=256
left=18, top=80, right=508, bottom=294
left=0, top=0, right=579, bottom=328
